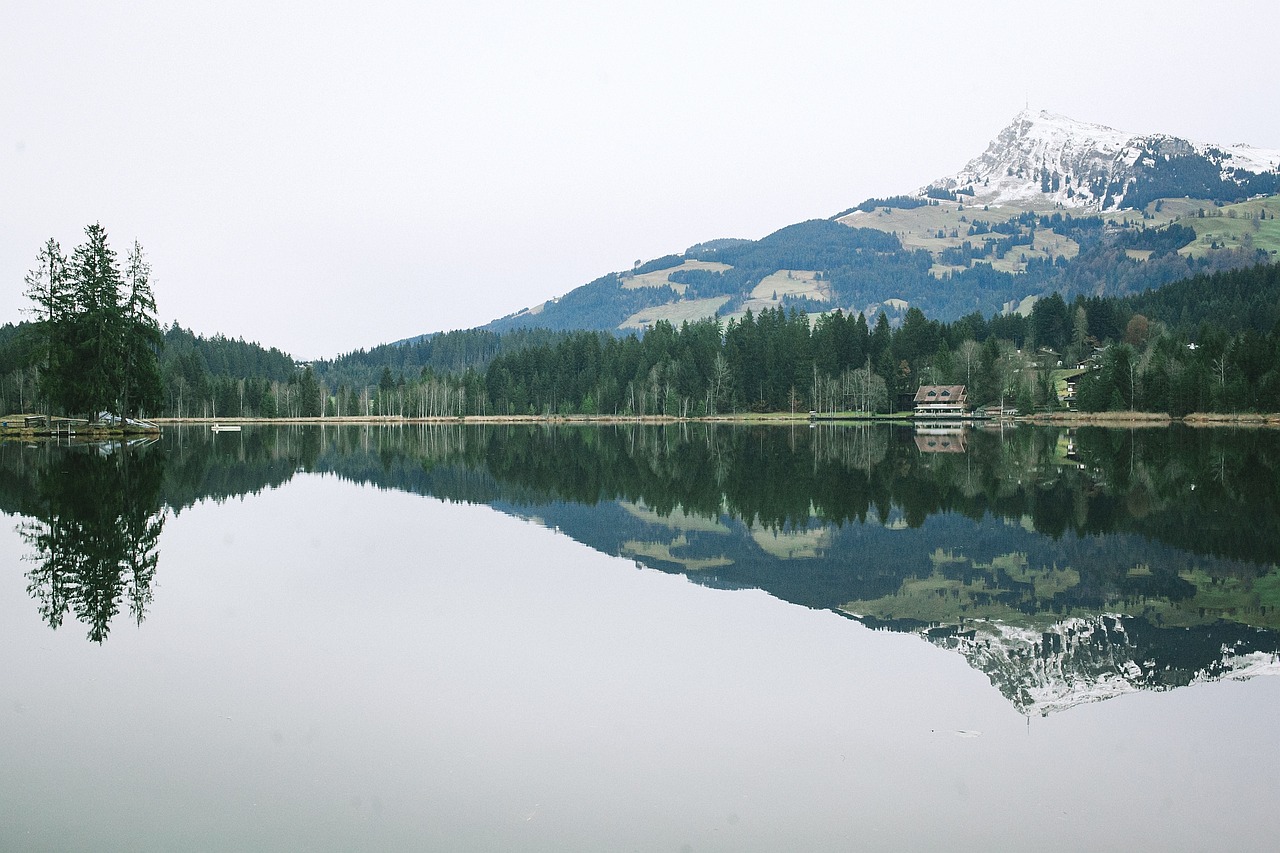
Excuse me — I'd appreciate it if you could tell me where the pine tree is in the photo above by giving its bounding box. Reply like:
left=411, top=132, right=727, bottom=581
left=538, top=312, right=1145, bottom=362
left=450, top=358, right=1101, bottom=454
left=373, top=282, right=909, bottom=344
left=297, top=366, right=322, bottom=417
left=121, top=240, right=164, bottom=419
left=66, top=223, right=126, bottom=419
left=22, top=238, right=69, bottom=414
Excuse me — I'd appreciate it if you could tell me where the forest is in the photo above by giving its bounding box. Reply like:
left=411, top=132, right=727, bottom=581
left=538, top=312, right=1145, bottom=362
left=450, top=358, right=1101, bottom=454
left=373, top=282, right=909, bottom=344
left=4, top=242, right=1278, bottom=420
left=471, top=261, right=1280, bottom=418
left=288, top=261, right=1280, bottom=418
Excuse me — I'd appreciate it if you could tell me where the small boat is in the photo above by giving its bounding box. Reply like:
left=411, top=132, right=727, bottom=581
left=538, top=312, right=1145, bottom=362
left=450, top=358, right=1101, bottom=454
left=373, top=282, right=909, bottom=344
left=210, top=424, right=242, bottom=433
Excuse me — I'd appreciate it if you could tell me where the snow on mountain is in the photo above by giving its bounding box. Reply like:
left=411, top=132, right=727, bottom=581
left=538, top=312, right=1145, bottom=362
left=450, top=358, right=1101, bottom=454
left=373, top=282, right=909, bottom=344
left=1219, top=141, right=1280, bottom=174
left=925, top=109, right=1280, bottom=211
left=922, top=614, right=1280, bottom=716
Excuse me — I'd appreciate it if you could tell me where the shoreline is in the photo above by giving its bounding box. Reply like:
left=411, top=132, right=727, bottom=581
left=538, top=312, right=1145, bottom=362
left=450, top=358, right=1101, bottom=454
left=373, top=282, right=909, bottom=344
left=6, top=410, right=1280, bottom=438
left=152, top=410, right=1280, bottom=428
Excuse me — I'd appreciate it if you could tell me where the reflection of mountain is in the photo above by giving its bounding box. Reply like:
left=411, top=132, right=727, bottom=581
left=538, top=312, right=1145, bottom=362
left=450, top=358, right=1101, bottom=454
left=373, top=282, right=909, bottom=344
left=4, top=422, right=1280, bottom=709
left=537, top=498, right=1280, bottom=713
left=920, top=616, right=1280, bottom=716
left=750, top=525, right=832, bottom=560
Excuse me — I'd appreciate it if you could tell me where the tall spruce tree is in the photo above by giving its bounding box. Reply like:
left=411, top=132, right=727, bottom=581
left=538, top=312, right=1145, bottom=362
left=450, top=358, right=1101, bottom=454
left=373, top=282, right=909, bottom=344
left=66, top=223, right=126, bottom=419
left=121, top=240, right=163, bottom=418
left=22, top=238, right=69, bottom=414
left=297, top=365, right=322, bottom=417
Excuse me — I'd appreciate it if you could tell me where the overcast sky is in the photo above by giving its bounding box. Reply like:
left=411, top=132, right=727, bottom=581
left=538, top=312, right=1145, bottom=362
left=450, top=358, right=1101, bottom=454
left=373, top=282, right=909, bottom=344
left=4, top=1, right=1279, bottom=359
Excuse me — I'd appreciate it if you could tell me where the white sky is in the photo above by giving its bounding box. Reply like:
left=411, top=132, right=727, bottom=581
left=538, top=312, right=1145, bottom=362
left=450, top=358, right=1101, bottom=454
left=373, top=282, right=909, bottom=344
left=4, top=1, right=1279, bottom=359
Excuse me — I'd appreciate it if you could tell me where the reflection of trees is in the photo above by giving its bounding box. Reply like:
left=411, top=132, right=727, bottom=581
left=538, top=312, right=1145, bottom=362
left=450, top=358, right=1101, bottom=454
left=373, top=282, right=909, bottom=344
left=6, top=421, right=1280, bottom=643
left=270, top=422, right=1280, bottom=568
left=811, top=423, right=888, bottom=474
left=17, top=443, right=165, bottom=643
left=1070, top=426, right=1280, bottom=564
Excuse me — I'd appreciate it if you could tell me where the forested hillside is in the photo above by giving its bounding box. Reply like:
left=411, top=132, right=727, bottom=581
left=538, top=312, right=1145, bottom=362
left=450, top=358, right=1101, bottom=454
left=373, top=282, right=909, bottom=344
left=483, top=215, right=1270, bottom=336
left=471, top=261, right=1280, bottom=418
left=1121, top=262, right=1280, bottom=335
left=6, top=260, right=1278, bottom=421
left=157, top=324, right=297, bottom=418
left=2, top=319, right=300, bottom=419
left=312, top=326, right=569, bottom=391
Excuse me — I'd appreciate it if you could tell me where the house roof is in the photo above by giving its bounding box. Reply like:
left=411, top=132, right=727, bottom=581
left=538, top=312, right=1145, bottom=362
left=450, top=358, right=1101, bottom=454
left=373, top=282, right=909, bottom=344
left=913, top=384, right=967, bottom=403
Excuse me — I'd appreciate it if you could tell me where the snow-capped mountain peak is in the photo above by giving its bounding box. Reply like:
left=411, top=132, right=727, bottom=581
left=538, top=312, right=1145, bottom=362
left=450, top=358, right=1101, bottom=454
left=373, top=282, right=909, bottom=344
left=926, top=110, right=1280, bottom=211
left=923, top=614, right=1280, bottom=716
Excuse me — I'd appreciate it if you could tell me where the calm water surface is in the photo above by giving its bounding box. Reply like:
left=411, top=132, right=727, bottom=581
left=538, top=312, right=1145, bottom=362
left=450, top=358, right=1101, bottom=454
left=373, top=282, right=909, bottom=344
left=2, top=423, right=1279, bottom=851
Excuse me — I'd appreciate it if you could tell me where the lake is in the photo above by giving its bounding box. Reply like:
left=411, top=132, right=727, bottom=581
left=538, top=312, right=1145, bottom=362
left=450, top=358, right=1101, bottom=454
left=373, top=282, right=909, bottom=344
left=3, top=422, right=1279, bottom=851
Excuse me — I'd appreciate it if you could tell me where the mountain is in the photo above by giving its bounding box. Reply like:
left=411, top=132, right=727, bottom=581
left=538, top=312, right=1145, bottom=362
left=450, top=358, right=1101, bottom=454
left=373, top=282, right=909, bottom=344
left=472, top=111, right=1279, bottom=338
left=924, top=109, right=1280, bottom=211
left=915, top=614, right=1280, bottom=716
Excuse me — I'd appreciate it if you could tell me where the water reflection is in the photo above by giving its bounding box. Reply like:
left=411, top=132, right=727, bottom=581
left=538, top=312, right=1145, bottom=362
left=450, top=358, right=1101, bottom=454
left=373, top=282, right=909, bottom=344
left=4, top=422, right=1279, bottom=711
left=9, top=439, right=165, bottom=642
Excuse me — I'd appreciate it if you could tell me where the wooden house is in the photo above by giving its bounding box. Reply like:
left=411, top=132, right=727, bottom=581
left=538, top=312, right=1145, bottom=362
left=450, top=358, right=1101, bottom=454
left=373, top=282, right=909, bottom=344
left=912, top=385, right=968, bottom=417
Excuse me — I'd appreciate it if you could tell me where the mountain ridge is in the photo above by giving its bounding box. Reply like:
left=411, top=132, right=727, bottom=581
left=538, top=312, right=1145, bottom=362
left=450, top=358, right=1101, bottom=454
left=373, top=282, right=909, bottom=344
left=408, top=110, right=1280, bottom=343
left=923, top=109, right=1280, bottom=210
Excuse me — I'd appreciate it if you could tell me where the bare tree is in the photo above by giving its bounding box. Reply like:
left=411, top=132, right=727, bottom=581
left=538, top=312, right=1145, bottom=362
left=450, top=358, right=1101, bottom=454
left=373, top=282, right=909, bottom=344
left=957, top=339, right=982, bottom=391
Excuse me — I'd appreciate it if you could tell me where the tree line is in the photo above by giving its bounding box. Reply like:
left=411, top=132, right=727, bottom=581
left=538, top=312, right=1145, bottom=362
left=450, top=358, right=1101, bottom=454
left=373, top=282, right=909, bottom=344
left=6, top=227, right=1278, bottom=420
left=468, top=261, right=1280, bottom=418
left=1073, top=263, right=1280, bottom=415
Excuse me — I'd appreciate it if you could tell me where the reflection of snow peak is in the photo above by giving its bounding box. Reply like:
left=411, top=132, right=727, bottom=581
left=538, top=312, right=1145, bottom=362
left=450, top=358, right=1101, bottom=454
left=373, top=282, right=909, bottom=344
left=924, top=616, right=1280, bottom=716
left=925, top=109, right=1280, bottom=211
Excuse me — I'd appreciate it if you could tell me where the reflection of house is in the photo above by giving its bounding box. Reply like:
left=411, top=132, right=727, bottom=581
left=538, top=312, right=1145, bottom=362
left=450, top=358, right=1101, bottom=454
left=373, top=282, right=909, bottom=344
left=1056, top=368, right=1086, bottom=410
left=913, top=385, right=968, bottom=417
left=914, top=426, right=967, bottom=453
left=976, top=403, right=1019, bottom=420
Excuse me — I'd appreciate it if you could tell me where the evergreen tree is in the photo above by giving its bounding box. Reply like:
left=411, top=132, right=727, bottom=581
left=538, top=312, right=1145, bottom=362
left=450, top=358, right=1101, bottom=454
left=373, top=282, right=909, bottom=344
left=66, top=224, right=126, bottom=419
left=24, top=225, right=166, bottom=422
left=22, top=238, right=70, bottom=414
left=1030, top=292, right=1069, bottom=353
left=121, top=241, right=164, bottom=419
left=297, top=366, right=322, bottom=417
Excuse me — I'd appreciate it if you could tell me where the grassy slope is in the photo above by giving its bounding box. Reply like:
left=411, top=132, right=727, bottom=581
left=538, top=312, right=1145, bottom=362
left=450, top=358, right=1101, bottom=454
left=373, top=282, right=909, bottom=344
left=1179, top=197, right=1280, bottom=257
left=619, top=296, right=731, bottom=330
left=619, top=259, right=732, bottom=295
